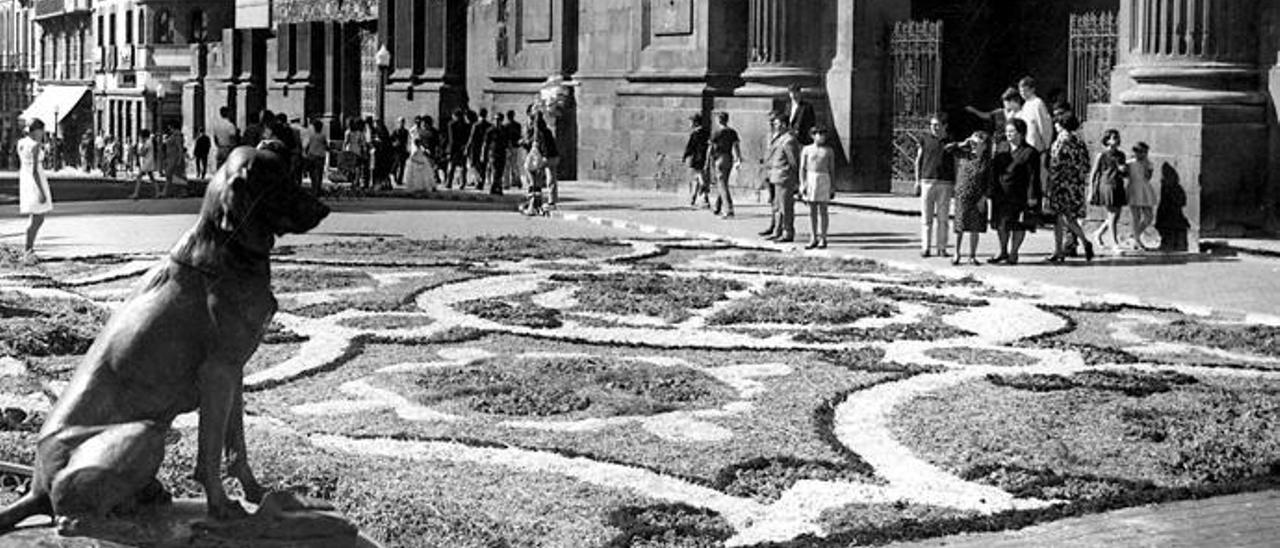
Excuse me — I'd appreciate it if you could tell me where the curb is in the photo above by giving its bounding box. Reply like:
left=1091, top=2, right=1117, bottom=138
left=549, top=210, right=1280, bottom=327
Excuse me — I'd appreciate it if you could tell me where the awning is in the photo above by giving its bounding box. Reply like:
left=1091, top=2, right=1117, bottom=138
left=19, top=85, right=90, bottom=128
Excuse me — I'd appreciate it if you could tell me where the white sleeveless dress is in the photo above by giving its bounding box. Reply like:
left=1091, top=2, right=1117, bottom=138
left=18, top=137, right=52, bottom=215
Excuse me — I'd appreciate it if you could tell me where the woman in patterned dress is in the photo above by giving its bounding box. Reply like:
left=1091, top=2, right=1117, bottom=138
left=1046, top=112, right=1094, bottom=262
left=950, top=131, right=991, bottom=265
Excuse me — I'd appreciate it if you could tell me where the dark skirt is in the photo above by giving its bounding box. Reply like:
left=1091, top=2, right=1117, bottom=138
left=991, top=200, right=1037, bottom=232
left=1091, top=180, right=1128, bottom=208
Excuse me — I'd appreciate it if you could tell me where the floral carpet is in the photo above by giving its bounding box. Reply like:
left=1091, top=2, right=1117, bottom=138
left=1, top=237, right=1278, bottom=547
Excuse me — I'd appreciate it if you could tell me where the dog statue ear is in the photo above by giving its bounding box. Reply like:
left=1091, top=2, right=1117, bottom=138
left=217, top=167, right=250, bottom=232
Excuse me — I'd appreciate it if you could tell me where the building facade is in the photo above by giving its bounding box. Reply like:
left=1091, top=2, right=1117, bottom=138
left=177, top=0, right=1279, bottom=247
left=93, top=0, right=233, bottom=150
left=28, top=0, right=92, bottom=166
left=0, top=0, right=37, bottom=167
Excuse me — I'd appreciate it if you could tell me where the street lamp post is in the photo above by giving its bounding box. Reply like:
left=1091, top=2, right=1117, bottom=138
left=375, top=45, right=391, bottom=122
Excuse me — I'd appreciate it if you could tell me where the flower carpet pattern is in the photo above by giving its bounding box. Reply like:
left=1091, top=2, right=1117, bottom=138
left=1, top=237, right=1279, bottom=547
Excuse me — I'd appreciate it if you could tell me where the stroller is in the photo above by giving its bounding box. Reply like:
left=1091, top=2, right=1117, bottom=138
left=519, top=161, right=552, bottom=216
left=323, top=150, right=367, bottom=200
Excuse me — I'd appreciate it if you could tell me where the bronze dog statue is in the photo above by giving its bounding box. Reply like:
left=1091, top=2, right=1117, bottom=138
left=0, top=147, right=329, bottom=532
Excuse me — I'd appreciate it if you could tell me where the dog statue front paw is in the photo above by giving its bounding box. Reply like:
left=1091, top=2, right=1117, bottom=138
left=206, top=498, right=250, bottom=521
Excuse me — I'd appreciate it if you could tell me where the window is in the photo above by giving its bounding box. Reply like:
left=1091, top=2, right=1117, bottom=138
left=97, top=15, right=103, bottom=47
left=125, top=9, right=132, bottom=44
left=108, top=13, right=116, bottom=46
left=154, top=10, right=173, bottom=44
left=137, top=9, right=144, bottom=45
left=190, top=10, right=207, bottom=43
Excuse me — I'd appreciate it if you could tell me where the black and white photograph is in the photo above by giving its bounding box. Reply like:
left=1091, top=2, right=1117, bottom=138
left=0, top=1, right=1279, bottom=546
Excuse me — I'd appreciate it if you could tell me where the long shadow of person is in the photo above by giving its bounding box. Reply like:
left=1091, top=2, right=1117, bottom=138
left=1155, top=163, right=1190, bottom=252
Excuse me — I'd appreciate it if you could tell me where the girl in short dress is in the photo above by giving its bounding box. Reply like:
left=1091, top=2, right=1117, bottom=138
left=18, top=119, right=52, bottom=262
left=1089, top=129, right=1128, bottom=251
left=1126, top=142, right=1158, bottom=250
left=950, top=131, right=991, bottom=265
left=799, top=126, right=835, bottom=249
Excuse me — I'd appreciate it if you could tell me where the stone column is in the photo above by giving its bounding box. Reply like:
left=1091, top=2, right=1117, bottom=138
left=742, top=0, right=818, bottom=86
left=1120, top=0, right=1264, bottom=104
left=1090, top=0, right=1268, bottom=250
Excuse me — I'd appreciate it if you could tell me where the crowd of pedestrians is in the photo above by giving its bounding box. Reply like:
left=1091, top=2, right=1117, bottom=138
left=922, top=75, right=1162, bottom=265
left=678, top=77, right=1164, bottom=263
left=50, top=99, right=564, bottom=211
left=681, top=84, right=835, bottom=248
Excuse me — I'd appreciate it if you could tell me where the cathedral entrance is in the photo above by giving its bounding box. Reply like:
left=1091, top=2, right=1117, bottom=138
left=888, top=0, right=1120, bottom=192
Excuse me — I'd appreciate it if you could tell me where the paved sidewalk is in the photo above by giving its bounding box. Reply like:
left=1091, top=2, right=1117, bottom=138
left=889, top=490, right=1280, bottom=548
left=551, top=181, right=1280, bottom=318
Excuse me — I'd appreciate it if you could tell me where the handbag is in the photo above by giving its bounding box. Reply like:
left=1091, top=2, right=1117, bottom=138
left=525, top=147, right=548, bottom=173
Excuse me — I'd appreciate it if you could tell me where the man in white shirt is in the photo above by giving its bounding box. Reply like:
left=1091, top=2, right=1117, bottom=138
left=210, top=106, right=240, bottom=169
left=1017, top=76, right=1053, bottom=153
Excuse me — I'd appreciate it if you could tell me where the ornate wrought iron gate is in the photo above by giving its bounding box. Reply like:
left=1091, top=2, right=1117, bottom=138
left=1067, top=12, right=1118, bottom=120
left=889, top=20, right=942, bottom=192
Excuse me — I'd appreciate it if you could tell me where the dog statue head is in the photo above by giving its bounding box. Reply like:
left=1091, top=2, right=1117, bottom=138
left=198, top=146, right=330, bottom=259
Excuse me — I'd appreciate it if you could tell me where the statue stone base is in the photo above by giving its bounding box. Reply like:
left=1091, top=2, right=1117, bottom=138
left=0, top=491, right=382, bottom=548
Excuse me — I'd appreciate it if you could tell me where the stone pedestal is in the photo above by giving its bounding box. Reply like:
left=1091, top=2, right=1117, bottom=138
left=1086, top=103, right=1268, bottom=252
left=0, top=494, right=382, bottom=548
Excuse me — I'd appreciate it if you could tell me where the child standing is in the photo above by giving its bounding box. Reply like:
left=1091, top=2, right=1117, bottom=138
left=800, top=126, right=836, bottom=249
left=1126, top=141, right=1157, bottom=250
left=950, top=131, right=991, bottom=265
left=1089, top=129, right=1128, bottom=251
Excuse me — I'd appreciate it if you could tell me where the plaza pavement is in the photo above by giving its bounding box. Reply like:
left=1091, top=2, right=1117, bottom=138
left=1, top=183, right=1279, bottom=547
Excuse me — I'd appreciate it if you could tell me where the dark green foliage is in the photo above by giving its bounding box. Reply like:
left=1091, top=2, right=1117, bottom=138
left=924, top=347, right=1038, bottom=367
left=555, top=272, right=744, bottom=322
left=605, top=504, right=735, bottom=548
left=407, top=355, right=731, bottom=418
left=0, top=292, right=107, bottom=357
left=710, top=283, right=896, bottom=326
left=795, top=317, right=973, bottom=343
left=715, top=457, right=876, bottom=503
left=457, top=298, right=563, bottom=329
left=1150, top=320, right=1280, bottom=358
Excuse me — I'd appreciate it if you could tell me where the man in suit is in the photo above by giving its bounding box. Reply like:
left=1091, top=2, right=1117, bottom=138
left=786, top=84, right=816, bottom=146
left=765, top=113, right=801, bottom=242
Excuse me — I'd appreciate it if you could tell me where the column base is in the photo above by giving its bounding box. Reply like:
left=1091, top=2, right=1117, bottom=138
left=1120, top=63, right=1266, bottom=105
left=1086, top=103, right=1270, bottom=252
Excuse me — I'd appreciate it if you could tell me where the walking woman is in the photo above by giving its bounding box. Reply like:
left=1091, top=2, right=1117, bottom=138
left=682, top=113, right=710, bottom=208
left=130, top=129, right=159, bottom=199
left=1089, top=129, right=1128, bottom=251
left=989, top=118, right=1041, bottom=265
left=530, top=112, right=561, bottom=206
left=799, top=126, right=835, bottom=249
left=951, top=131, right=992, bottom=265
left=18, top=119, right=52, bottom=263
left=343, top=118, right=369, bottom=190
left=1045, top=112, right=1094, bottom=262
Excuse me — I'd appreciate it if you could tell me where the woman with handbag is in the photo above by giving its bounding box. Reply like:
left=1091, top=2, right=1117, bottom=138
left=988, top=118, right=1041, bottom=265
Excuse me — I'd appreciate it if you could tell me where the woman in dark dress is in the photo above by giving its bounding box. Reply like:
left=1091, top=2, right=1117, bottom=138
left=951, top=131, right=991, bottom=265
left=988, top=118, right=1041, bottom=265
left=1089, top=128, right=1128, bottom=251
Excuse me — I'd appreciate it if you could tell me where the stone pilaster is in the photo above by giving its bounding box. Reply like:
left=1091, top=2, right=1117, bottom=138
left=1120, top=0, right=1264, bottom=104
left=742, top=0, right=819, bottom=87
